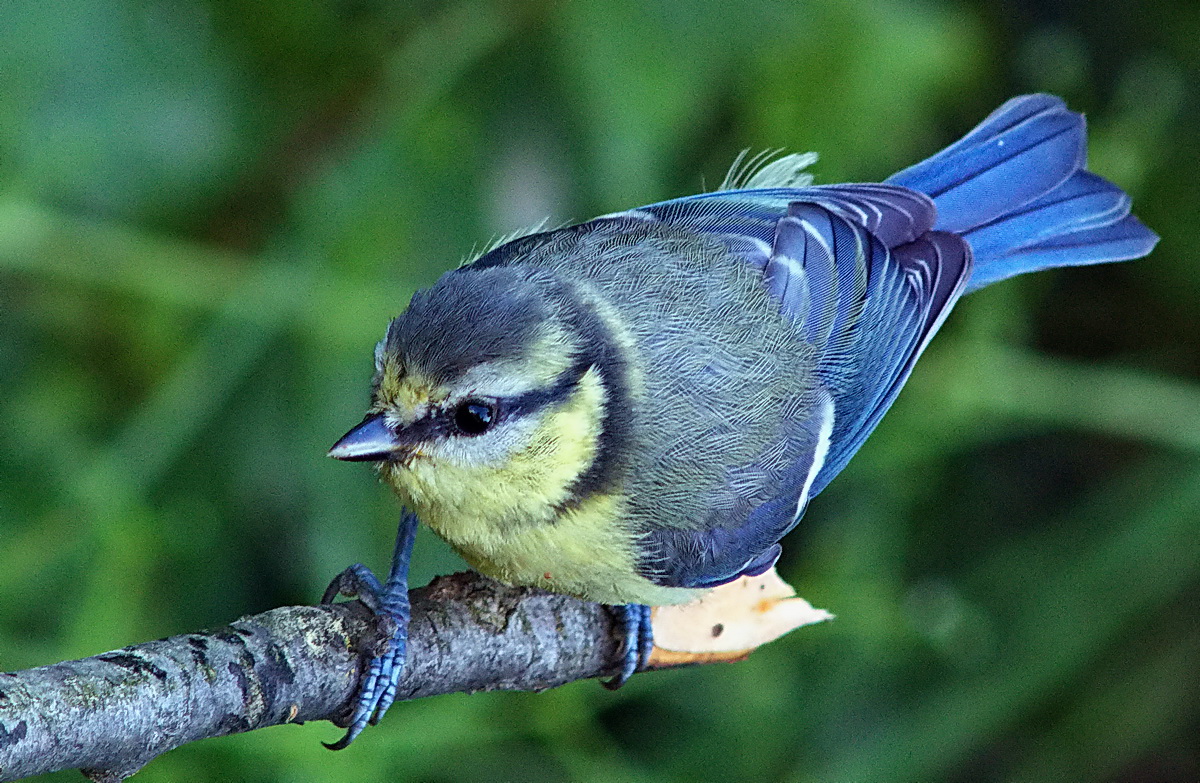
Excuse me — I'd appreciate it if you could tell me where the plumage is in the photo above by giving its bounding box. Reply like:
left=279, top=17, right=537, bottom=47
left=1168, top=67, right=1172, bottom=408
left=325, top=94, right=1159, bottom=745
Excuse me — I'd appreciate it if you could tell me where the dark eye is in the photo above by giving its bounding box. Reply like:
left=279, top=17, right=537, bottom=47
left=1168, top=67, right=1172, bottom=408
left=452, top=400, right=497, bottom=436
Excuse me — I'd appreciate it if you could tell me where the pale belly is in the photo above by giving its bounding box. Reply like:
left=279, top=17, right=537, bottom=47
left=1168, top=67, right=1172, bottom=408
left=423, top=493, right=707, bottom=607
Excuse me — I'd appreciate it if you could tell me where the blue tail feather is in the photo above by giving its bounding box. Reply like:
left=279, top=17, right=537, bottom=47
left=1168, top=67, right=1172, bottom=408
left=962, top=171, right=1130, bottom=260
left=886, top=94, right=1158, bottom=292
left=899, top=94, right=1069, bottom=174
left=965, top=214, right=1158, bottom=291
left=886, top=95, right=1084, bottom=233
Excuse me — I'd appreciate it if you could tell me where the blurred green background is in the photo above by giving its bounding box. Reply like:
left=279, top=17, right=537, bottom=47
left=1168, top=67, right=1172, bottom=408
left=2, top=0, right=1197, bottom=781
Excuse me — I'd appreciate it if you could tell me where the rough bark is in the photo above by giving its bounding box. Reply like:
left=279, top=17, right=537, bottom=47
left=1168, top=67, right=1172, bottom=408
left=0, top=573, right=626, bottom=782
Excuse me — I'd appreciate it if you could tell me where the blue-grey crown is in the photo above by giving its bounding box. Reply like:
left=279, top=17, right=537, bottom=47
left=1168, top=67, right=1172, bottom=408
left=385, top=266, right=553, bottom=383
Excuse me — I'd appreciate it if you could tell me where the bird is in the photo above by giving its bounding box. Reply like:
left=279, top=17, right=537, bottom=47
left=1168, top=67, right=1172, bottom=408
left=323, top=94, right=1158, bottom=748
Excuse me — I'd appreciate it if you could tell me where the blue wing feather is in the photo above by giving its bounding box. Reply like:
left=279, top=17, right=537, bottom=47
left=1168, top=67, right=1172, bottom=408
left=803, top=184, right=936, bottom=247
left=627, top=183, right=936, bottom=269
left=810, top=231, right=971, bottom=494
left=624, top=188, right=969, bottom=588
left=631, top=185, right=969, bottom=489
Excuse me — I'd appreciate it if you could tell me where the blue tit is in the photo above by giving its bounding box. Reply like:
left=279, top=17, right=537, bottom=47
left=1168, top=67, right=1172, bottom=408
left=323, top=94, right=1158, bottom=746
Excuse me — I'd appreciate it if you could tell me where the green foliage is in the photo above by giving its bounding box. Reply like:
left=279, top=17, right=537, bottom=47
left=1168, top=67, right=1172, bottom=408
left=2, top=0, right=1197, bottom=780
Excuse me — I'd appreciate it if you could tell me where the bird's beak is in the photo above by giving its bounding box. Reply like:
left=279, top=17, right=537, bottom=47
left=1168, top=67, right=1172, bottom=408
left=328, top=413, right=404, bottom=462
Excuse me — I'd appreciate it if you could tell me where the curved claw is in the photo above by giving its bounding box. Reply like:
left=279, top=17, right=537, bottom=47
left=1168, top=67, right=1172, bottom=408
left=323, top=652, right=386, bottom=750
left=322, top=510, right=419, bottom=749
left=602, top=603, right=653, bottom=690
left=324, top=638, right=406, bottom=749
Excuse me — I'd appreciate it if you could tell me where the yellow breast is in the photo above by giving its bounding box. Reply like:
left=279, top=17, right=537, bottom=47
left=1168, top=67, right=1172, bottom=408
left=436, top=490, right=702, bottom=606
left=382, top=368, right=704, bottom=606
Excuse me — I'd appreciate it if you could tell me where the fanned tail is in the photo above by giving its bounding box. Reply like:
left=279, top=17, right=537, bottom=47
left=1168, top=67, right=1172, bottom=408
left=886, top=94, right=1158, bottom=292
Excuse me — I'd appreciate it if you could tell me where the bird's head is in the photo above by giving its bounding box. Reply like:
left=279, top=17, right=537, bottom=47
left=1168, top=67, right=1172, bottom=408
left=329, top=265, right=625, bottom=535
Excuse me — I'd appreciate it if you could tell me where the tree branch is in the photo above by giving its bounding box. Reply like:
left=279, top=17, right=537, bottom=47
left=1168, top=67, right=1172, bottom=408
left=0, top=573, right=626, bottom=782
left=0, top=567, right=829, bottom=781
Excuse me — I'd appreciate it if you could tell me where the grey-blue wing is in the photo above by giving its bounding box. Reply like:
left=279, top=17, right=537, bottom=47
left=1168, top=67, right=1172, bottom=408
left=614, top=187, right=971, bottom=588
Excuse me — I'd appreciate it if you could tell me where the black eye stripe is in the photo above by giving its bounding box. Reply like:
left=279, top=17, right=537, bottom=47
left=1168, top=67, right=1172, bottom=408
left=438, top=360, right=592, bottom=435
left=502, top=360, right=592, bottom=417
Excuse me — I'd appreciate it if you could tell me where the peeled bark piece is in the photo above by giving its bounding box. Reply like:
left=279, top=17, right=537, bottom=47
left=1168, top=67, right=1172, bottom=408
left=649, top=568, right=832, bottom=665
